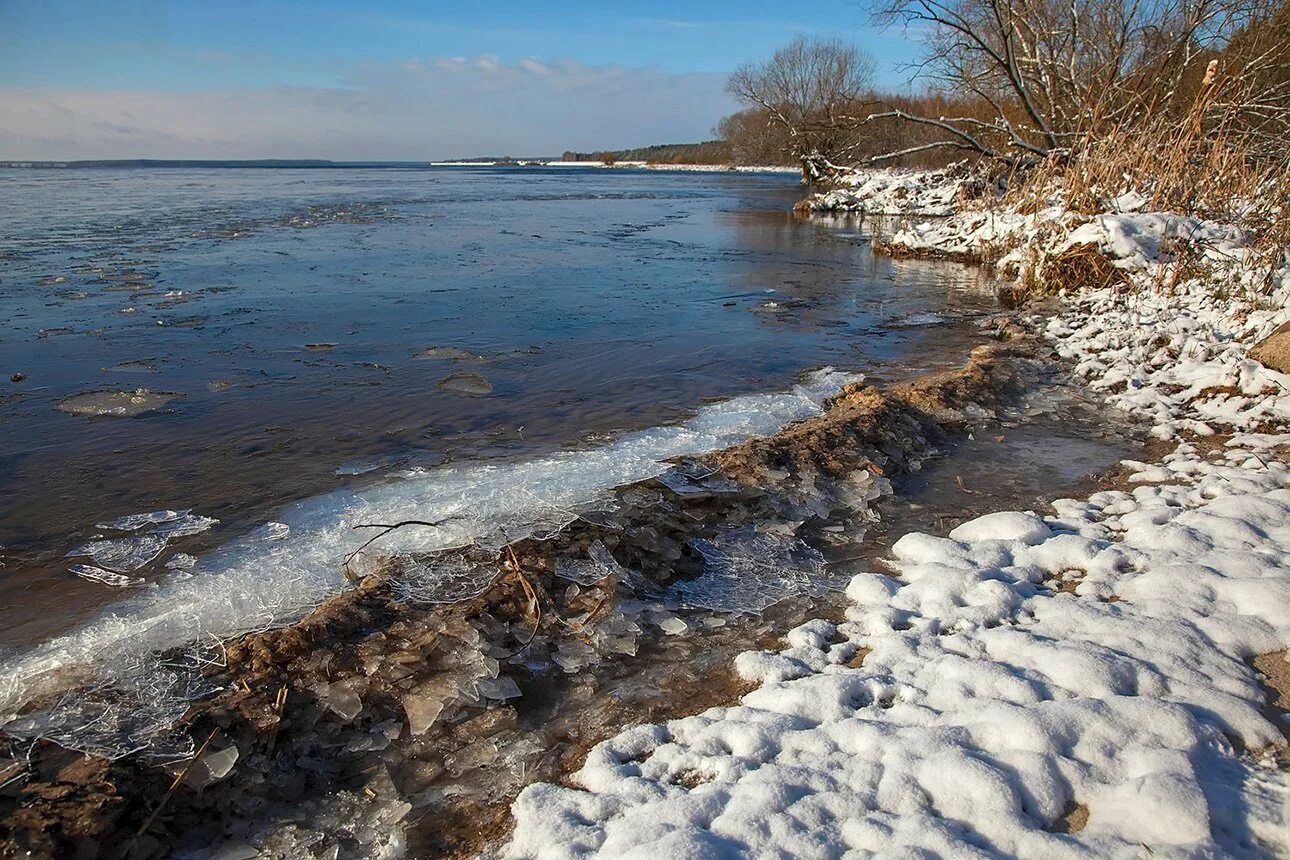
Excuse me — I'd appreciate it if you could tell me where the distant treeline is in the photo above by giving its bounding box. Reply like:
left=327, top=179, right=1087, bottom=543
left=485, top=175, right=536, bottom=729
left=559, top=141, right=756, bottom=165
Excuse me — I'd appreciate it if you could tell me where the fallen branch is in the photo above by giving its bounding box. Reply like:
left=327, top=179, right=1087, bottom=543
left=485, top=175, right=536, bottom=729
left=341, top=517, right=458, bottom=582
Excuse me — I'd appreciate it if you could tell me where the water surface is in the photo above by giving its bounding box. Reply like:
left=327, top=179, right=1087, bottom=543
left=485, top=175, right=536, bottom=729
left=0, top=166, right=996, bottom=643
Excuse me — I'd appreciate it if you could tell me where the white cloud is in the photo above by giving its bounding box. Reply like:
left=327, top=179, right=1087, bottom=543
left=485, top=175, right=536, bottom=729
left=0, top=56, right=736, bottom=160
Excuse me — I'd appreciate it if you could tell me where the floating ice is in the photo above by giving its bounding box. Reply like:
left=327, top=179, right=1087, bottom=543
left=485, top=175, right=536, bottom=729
left=154, top=514, right=219, bottom=539
left=96, top=509, right=188, bottom=531
left=67, top=534, right=168, bottom=573
left=165, top=554, right=197, bottom=571
left=672, top=527, right=837, bottom=614
left=335, top=461, right=382, bottom=477
left=69, top=565, right=145, bottom=588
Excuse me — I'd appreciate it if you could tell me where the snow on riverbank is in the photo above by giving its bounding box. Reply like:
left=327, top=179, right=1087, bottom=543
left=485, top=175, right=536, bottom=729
left=504, top=178, right=1290, bottom=857
left=797, top=165, right=971, bottom=217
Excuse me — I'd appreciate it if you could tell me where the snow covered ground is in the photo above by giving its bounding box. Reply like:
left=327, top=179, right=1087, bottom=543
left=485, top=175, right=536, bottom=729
left=503, top=175, right=1290, bottom=857
left=797, top=165, right=970, bottom=217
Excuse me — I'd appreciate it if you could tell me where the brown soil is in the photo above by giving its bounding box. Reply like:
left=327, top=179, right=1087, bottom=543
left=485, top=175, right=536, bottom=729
left=0, top=318, right=1054, bottom=859
left=1049, top=801, right=1090, bottom=834
left=1251, top=651, right=1290, bottom=743
left=1249, top=321, right=1290, bottom=375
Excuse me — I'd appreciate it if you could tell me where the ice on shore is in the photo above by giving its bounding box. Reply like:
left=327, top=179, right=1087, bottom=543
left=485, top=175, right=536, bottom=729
left=0, top=369, right=855, bottom=729
left=671, top=528, right=836, bottom=614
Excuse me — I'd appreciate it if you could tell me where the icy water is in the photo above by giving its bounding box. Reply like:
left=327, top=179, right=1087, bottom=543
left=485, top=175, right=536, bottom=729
left=0, top=165, right=998, bottom=644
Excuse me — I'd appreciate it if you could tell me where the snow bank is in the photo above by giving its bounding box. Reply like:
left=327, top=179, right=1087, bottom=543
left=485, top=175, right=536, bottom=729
left=800, top=166, right=969, bottom=217
left=504, top=202, right=1290, bottom=857
left=509, top=454, right=1290, bottom=857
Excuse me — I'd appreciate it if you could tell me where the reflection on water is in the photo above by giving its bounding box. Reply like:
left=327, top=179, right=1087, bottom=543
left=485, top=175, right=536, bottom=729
left=0, top=166, right=997, bottom=643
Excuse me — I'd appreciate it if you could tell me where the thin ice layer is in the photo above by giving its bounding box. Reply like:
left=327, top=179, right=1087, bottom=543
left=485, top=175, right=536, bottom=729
left=66, top=534, right=168, bottom=573
left=0, top=370, right=855, bottom=723
left=671, top=528, right=836, bottom=613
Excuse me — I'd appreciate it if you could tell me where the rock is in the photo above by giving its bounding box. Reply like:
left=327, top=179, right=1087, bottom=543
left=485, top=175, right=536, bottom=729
left=57, top=389, right=181, bottom=417
left=1249, top=322, right=1290, bottom=374
left=436, top=371, right=493, bottom=396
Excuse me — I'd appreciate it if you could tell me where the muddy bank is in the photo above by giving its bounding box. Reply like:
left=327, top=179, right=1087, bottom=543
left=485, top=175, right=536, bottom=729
left=0, top=317, right=1137, bottom=859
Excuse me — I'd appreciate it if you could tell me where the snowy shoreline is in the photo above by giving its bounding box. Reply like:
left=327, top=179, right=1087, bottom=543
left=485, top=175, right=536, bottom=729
left=504, top=171, right=1290, bottom=857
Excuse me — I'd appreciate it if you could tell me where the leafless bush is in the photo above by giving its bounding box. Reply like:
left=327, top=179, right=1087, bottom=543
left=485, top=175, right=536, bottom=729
left=862, top=0, right=1288, bottom=166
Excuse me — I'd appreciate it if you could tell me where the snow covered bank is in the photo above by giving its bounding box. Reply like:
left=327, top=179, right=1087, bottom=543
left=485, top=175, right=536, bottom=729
left=795, top=164, right=974, bottom=217
left=509, top=446, right=1290, bottom=857
left=505, top=188, right=1290, bottom=856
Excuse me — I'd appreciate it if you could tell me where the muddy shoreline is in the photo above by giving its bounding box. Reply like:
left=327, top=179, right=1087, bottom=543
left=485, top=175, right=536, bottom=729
left=0, top=308, right=1159, bottom=859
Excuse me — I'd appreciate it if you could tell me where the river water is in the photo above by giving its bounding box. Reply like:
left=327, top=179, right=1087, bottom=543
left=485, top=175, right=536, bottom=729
left=0, top=165, right=998, bottom=645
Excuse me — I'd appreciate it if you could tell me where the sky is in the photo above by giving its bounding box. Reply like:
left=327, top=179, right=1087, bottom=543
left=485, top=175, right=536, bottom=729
left=0, top=1, right=922, bottom=160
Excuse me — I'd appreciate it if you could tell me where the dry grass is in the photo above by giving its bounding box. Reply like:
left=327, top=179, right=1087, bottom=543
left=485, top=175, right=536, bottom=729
left=992, top=68, right=1290, bottom=306
left=1006, top=67, right=1289, bottom=286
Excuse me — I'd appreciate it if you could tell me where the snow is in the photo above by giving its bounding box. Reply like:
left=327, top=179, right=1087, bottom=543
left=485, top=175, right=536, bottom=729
left=800, top=165, right=969, bottom=217
left=504, top=177, right=1290, bottom=858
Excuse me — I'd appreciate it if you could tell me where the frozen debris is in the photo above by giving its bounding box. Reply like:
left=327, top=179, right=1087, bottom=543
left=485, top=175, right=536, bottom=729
left=96, top=509, right=188, bottom=531
left=554, top=540, right=624, bottom=586
left=392, top=554, right=499, bottom=605
left=656, top=616, right=689, bottom=636
left=186, top=744, right=239, bottom=788
left=403, top=694, right=445, bottom=736
left=56, top=389, right=181, bottom=417
left=656, top=460, right=743, bottom=499
left=2, top=649, right=211, bottom=761
left=69, top=564, right=145, bottom=588
left=66, top=533, right=168, bottom=572
left=436, top=371, right=493, bottom=395
left=671, top=527, right=836, bottom=614
left=317, top=681, right=362, bottom=721
left=476, top=676, right=522, bottom=701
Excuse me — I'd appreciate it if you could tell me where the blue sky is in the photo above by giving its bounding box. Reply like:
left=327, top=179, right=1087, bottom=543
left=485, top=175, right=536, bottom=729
left=0, top=1, right=922, bottom=159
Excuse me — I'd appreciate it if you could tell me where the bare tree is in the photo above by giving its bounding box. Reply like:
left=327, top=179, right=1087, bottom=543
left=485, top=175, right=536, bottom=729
left=728, top=36, right=878, bottom=180
left=861, top=0, right=1282, bottom=164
